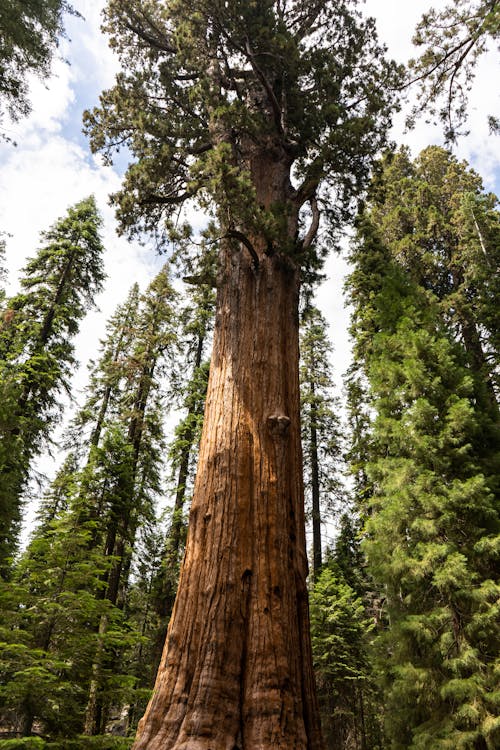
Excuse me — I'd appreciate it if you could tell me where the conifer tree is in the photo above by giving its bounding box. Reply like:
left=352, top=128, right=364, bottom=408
left=367, top=147, right=500, bottom=414
left=347, top=158, right=500, bottom=748
left=299, top=303, right=343, bottom=580
left=0, top=459, right=121, bottom=738
left=0, top=196, right=105, bottom=576
left=310, top=555, right=382, bottom=750
left=408, top=0, right=500, bottom=139
left=73, top=282, right=142, bottom=455
left=164, top=279, right=215, bottom=563
left=85, top=4, right=400, bottom=746
left=0, top=0, right=78, bottom=136
left=0, top=266, right=178, bottom=739
left=82, top=265, right=178, bottom=735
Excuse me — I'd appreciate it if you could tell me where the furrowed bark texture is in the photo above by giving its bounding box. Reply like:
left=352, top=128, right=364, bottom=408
left=133, top=154, right=323, bottom=749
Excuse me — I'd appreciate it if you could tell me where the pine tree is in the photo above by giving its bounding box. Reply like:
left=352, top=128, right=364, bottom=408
left=85, top=4, right=400, bottom=745
left=165, top=279, right=215, bottom=565
left=72, top=282, right=142, bottom=456
left=299, top=303, right=343, bottom=580
left=310, top=556, right=382, bottom=750
left=366, top=147, right=500, bottom=413
left=347, top=160, right=500, bottom=749
left=0, top=196, right=105, bottom=576
left=0, top=469, right=119, bottom=738
left=82, top=265, right=178, bottom=736
left=0, top=266, right=178, bottom=739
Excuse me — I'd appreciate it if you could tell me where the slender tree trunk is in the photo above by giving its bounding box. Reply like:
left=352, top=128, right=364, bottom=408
left=84, top=613, right=109, bottom=736
left=19, top=705, right=35, bottom=737
left=85, top=353, right=157, bottom=734
left=459, top=315, right=499, bottom=419
left=134, top=156, right=323, bottom=746
left=170, top=334, right=207, bottom=555
left=309, top=385, right=322, bottom=581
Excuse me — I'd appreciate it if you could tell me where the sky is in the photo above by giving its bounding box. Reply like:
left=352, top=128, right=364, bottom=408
left=0, top=0, right=499, bottom=540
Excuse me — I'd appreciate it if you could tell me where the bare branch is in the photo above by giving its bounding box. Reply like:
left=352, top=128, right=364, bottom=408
left=301, top=198, right=320, bottom=251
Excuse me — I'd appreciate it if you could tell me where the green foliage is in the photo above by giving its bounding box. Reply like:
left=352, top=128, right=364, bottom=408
left=0, top=196, right=105, bottom=575
left=0, top=1, right=78, bottom=136
left=48, top=739, right=133, bottom=750
left=347, top=148, right=500, bottom=749
left=0, top=739, right=133, bottom=750
left=408, top=0, right=500, bottom=140
left=299, top=303, right=344, bottom=576
left=0, top=266, right=180, bottom=738
left=0, top=740, right=46, bottom=750
left=310, top=560, right=383, bottom=750
left=84, top=0, right=401, bottom=261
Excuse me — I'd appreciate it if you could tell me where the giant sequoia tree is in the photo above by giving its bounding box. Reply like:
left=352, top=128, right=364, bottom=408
left=85, top=2, right=400, bottom=747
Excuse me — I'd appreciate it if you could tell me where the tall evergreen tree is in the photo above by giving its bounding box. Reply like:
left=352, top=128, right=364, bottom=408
left=299, top=303, right=343, bottom=580
left=82, top=265, right=178, bottom=736
left=347, top=154, right=500, bottom=749
left=151, top=277, right=214, bottom=672
left=0, top=265, right=178, bottom=739
left=85, top=3, right=400, bottom=746
left=164, top=278, right=215, bottom=562
left=72, top=282, right=142, bottom=457
left=310, top=556, right=383, bottom=750
left=366, top=147, right=500, bottom=413
left=0, top=196, right=105, bottom=576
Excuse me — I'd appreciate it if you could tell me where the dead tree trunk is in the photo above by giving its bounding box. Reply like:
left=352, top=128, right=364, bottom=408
left=133, top=151, right=323, bottom=749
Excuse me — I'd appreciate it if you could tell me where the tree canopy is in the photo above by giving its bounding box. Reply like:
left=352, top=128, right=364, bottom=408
left=0, top=1, right=77, bottom=135
left=347, top=147, right=500, bottom=749
left=84, top=0, right=401, bottom=258
left=409, top=0, right=500, bottom=140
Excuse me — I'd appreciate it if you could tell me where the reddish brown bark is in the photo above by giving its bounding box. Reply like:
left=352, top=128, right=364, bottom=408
left=133, top=151, right=323, bottom=749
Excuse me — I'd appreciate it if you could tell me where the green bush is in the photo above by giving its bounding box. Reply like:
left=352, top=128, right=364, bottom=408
left=49, top=739, right=133, bottom=750
left=0, top=737, right=133, bottom=750
left=0, top=739, right=46, bottom=750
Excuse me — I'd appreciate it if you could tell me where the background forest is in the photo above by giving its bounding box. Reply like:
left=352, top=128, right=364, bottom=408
left=0, top=1, right=499, bottom=749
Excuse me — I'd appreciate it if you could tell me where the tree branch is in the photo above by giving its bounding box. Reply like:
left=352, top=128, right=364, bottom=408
left=120, top=8, right=175, bottom=54
left=295, top=163, right=322, bottom=208
left=225, top=229, right=259, bottom=270
left=139, top=190, right=195, bottom=207
left=244, top=37, right=284, bottom=136
left=301, top=198, right=320, bottom=251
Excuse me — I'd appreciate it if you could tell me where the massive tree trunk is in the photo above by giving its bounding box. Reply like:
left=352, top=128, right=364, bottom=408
left=133, top=150, right=324, bottom=749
